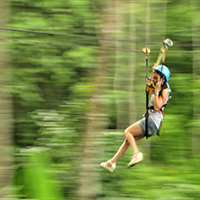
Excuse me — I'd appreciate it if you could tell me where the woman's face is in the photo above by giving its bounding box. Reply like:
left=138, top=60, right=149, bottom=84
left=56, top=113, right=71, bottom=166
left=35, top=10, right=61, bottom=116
left=153, top=73, right=161, bottom=84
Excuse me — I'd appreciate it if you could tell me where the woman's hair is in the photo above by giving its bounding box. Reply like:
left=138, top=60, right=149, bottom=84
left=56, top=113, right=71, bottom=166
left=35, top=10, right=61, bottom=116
left=162, top=81, right=168, bottom=90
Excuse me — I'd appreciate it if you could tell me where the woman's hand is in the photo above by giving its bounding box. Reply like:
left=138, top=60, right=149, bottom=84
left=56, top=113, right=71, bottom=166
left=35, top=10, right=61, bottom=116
left=155, top=77, right=164, bottom=93
left=147, top=64, right=158, bottom=84
left=152, top=63, right=158, bottom=72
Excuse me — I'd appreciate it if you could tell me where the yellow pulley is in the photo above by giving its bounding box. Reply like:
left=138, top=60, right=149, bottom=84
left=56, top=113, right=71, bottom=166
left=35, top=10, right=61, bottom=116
left=142, top=47, right=151, bottom=56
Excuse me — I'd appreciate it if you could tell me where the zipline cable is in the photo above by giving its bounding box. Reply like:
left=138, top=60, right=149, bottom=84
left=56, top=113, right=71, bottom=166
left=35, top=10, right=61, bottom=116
left=0, top=37, right=144, bottom=53
left=0, top=27, right=151, bottom=45
left=1, top=37, right=200, bottom=54
left=1, top=27, right=200, bottom=48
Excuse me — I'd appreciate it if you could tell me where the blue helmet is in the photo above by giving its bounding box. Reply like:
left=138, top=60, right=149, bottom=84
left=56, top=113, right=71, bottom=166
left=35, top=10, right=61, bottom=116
left=154, top=65, right=170, bottom=82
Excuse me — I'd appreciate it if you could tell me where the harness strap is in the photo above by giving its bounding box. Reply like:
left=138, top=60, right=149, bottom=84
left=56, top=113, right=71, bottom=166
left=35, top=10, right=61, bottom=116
left=148, top=104, right=167, bottom=116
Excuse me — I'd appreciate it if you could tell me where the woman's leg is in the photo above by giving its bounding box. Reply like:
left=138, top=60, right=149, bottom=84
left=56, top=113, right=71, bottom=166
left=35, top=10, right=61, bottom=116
left=106, top=121, right=144, bottom=166
left=109, top=139, right=129, bottom=164
left=124, top=121, right=144, bottom=156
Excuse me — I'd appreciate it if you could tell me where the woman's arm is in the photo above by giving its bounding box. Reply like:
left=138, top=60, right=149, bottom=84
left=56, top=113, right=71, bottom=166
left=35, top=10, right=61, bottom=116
left=147, top=64, right=157, bottom=83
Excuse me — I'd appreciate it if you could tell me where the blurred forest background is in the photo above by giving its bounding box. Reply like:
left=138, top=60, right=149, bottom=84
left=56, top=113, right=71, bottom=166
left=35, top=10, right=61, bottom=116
left=0, top=0, right=200, bottom=199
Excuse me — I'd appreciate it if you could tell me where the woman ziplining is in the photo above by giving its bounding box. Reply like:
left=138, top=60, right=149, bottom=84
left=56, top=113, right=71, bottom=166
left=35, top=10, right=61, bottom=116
left=100, top=39, right=173, bottom=172
left=100, top=63, right=171, bottom=172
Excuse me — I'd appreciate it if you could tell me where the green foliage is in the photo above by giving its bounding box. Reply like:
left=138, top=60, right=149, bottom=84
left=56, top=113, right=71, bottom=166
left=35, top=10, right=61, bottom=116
left=14, top=148, right=64, bottom=199
left=3, top=0, right=200, bottom=199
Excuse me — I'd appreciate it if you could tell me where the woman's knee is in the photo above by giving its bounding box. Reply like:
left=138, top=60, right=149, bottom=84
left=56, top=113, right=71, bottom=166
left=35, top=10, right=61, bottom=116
left=124, top=121, right=143, bottom=138
left=124, top=128, right=130, bottom=138
left=124, top=127, right=139, bottom=139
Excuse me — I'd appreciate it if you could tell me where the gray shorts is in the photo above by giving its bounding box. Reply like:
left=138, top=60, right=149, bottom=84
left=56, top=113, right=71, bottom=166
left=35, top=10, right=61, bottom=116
left=139, top=117, right=158, bottom=137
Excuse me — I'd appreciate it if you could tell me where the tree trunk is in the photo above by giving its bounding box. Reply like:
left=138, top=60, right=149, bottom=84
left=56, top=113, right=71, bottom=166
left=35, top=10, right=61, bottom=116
left=77, top=2, right=114, bottom=199
left=128, top=1, right=137, bottom=124
left=0, top=1, right=13, bottom=198
left=113, top=1, right=128, bottom=129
